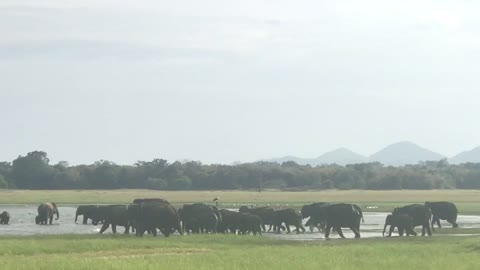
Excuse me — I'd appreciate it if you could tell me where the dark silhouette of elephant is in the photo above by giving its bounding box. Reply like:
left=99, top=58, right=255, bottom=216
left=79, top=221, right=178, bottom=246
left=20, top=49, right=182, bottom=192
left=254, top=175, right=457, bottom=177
left=218, top=209, right=242, bottom=234
left=91, top=205, right=133, bottom=234
left=75, top=205, right=99, bottom=224
left=237, top=213, right=263, bottom=235
left=239, top=206, right=275, bottom=232
left=181, top=203, right=222, bottom=234
left=383, top=214, right=417, bottom=237
left=36, top=203, right=59, bottom=225
left=127, top=202, right=183, bottom=237
left=392, top=204, right=432, bottom=236
left=310, top=203, right=363, bottom=239
left=271, top=208, right=305, bottom=234
left=0, top=211, right=10, bottom=225
left=218, top=209, right=262, bottom=235
left=425, top=201, right=458, bottom=229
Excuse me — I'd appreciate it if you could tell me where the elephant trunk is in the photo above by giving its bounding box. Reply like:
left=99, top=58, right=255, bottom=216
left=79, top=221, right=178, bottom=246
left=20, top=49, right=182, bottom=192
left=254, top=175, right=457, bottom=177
left=56, top=208, right=60, bottom=220
left=382, top=221, right=388, bottom=236
left=75, top=212, right=79, bottom=223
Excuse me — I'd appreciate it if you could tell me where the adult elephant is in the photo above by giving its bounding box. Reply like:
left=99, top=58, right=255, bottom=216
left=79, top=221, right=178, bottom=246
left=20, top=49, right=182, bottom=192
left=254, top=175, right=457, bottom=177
left=271, top=208, right=305, bottom=234
left=0, top=211, right=10, bottom=225
left=237, top=213, right=263, bottom=235
left=92, top=205, right=133, bottom=234
left=218, top=209, right=242, bottom=234
left=127, top=202, right=183, bottom=237
left=313, top=203, right=363, bottom=239
left=75, top=205, right=99, bottom=224
left=181, top=203, right=221, bottom=234
left=382, top=214, right=417, bottom=237
left=239, top=206, right=275, bottom=232
left=425, top=201, right=458, bottom=229
left=36, top=203, right=59, bottom=225
left=392, top=204, right=432, bottom=236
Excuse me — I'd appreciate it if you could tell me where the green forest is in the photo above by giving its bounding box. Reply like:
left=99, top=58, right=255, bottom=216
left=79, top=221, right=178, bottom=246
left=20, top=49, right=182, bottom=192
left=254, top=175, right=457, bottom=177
left=0, top=151, right=479, bottom=190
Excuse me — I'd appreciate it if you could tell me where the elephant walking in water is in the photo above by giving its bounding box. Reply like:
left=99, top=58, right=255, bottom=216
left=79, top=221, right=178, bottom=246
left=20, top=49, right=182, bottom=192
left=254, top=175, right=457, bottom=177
left=393, top=204, right=432, bottom=236
left=0, top=211, right=10, bottom=225
left=383, top=214, right=417, bottom=237
left=425, top=202, right=458, bottom=229
left=36, top=203, right=59, bottom=225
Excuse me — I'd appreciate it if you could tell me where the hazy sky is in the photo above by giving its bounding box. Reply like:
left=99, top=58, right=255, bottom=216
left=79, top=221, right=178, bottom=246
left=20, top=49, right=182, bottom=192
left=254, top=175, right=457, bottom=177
left=1, top=0, right=480, bottom=165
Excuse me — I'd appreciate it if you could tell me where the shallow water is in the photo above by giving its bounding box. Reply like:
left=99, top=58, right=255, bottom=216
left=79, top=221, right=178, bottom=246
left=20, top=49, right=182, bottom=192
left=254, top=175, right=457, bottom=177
left=1, top=206, right=479, bottom=239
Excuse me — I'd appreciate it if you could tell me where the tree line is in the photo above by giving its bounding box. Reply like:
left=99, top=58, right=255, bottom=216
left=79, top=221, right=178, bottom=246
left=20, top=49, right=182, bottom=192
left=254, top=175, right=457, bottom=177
left=0, top=151, right=479, bottom=190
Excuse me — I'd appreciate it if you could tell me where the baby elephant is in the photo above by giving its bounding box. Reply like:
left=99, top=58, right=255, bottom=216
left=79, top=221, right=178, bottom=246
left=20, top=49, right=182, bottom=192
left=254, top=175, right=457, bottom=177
left=383, top=214, right=417, bottom=237
left=0, top=211, right=10, bottom=225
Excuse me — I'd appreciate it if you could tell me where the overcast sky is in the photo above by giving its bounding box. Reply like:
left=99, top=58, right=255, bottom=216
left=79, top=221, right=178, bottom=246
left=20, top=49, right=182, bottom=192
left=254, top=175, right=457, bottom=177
left=1, top=0, right=480, bottom=165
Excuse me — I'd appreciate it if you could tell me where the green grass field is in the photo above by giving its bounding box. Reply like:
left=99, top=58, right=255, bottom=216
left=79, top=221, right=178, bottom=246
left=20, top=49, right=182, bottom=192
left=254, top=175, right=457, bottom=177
left=0, top=234, right=479, bottom=270
left=1, top=189, right=480, bottom=214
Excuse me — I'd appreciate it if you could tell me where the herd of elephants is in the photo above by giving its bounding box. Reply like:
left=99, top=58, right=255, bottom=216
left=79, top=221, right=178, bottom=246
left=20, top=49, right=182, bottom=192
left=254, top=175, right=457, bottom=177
left=0, top=200, right=459, bottom=239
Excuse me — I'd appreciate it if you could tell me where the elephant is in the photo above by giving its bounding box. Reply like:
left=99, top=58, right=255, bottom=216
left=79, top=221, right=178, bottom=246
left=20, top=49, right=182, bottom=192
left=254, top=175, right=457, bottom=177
left=0, top=211, right=10, bottom=225
left=392, top=204, right=432, bottom=236
left=271, top=208, right=305, bottom=234
left=218, top=209, right=262, bottom=235
left=91, top=205, right=133, bottom=234
left=310, top=203, right=363, bottom=239
left=36, top=202, right=59, bottom=225
left=239, top=206, right=275, bottom=232
left=218, top=209, right=242, bottom=234
left=425, top=201, right=458, bottom=229
left=127, top=202, right=183, bottom=237
left=382, top=214, right=417, bottom=237
left=237, top=213, right=263, bottom=235
left=75, top=205, right=99, bottom=224
left=181, top=203, right=222, bottom=234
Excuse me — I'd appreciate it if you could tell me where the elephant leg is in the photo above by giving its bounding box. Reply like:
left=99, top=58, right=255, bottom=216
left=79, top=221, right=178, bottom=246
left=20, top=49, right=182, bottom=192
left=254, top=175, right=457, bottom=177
left=426, top=223, right=432, bottom=236
left=388, top=226, right=395, bottom=237
left=325, top=224, right=332, bottom=239
left=99, top=223, right=110, bottom=234
left=398, top=227, right=404, bottom=236
left=124, top=226, right=129, bottom=234
left=448, top=218, right=459, bottom=228
left=285, top=223, right=291, bottom=233
left=436, top=219, right=442, bottom=229
left=261, top=224, right=266, bottom=232
left=83, top=216, right=88, bottom=225
left=111, top=224, right=117, bottom=234
left=49, top=216, right=53, bottom=225
left=337, top=227, right=346, bottom=238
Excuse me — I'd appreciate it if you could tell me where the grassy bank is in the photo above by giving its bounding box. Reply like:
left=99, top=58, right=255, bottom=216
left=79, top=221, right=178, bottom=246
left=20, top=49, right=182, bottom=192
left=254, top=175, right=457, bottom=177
left=0, top=234, right=479, bottom=270
left=1, top=189, right=480, bottom=214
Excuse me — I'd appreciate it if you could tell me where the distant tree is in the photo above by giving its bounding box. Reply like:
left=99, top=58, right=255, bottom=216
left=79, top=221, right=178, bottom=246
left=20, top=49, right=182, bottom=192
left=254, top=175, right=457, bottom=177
left=11, top=151, right=53, bottom=189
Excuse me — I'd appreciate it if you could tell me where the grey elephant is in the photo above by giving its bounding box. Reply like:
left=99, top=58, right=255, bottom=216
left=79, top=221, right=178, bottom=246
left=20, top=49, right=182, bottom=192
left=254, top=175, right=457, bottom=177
left=75, top=205, right=99, bottom=224
left=91, top=205, right=133, bottom=234
left=36, top=203, right=59, bottom=225
left=0, top=211, right=10, bottom=225
left=127, top=202, right=183, bottom=237
left=239, top=206, right=275, bottom=232
left=425, top=201, right=458, bottom=229
left=392, top=204, right=432, bottom=236
left=180, top=203, right=222, bottom=234
left=383, top=214, right=417, bottom=237
left=271, top=208, right=305, bottom=234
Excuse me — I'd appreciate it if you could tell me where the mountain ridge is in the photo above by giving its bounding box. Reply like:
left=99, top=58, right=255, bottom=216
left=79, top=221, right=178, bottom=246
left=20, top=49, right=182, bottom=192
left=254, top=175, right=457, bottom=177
left=266, top=141, right=479, bottom=166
